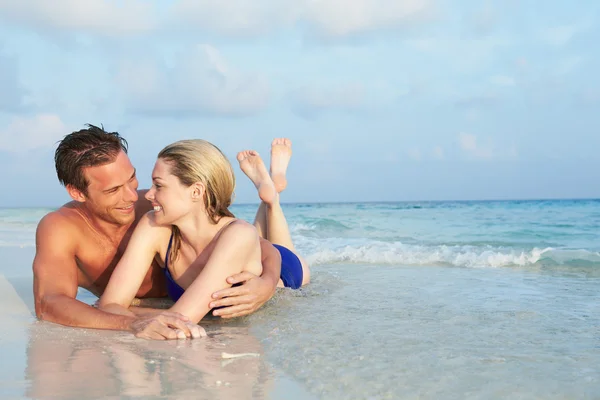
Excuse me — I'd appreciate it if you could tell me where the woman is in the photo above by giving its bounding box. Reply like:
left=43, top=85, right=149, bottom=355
left=99, top=138, right=310, bottom=337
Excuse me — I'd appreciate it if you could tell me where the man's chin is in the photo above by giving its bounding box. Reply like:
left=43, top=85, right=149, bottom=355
left=111, top=210, right=136, bottom=225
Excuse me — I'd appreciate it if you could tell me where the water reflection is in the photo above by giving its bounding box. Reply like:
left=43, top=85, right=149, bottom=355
left=25, top=322, right=274, bottom=399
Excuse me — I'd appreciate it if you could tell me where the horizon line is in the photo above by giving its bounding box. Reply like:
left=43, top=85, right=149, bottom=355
left=2, top=196, right=600, bottom=209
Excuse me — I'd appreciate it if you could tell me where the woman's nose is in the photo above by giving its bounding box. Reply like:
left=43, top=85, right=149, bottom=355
left=145, top=188, right=155, bottom=201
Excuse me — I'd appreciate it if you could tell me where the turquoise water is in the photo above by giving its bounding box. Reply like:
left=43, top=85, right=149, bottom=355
left=1, top=200, right=599, bottom=398
left=7, top=199, right=600, bottom=269
left=239, top=199, right=600, bottom=271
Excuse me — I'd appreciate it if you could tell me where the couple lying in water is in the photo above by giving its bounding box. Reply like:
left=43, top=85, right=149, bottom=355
left=97, top=138, right=310, bottom=338
left=33, top=124, right=309, bottom=340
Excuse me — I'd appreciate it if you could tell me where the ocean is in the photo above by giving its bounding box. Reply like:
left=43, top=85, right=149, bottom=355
left=1, top=200, right=599, bottom=399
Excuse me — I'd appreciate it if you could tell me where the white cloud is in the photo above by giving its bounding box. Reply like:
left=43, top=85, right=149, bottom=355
left=172, top=0, right=435, bottom=38
left=490, top=75, right=515, bottom=87
left=540, top=23, right=589, bottom=47
left=0, top=114, right=67, bottom=153
left=454, top=92, right=498, bottom=109
left=553, top=56, right=582, bottom=76
left=303, top=0, right=434, bottom=38
left=539, top=16, right=595, bottom=47
left=0, top=53, right=28, bottom=112
left=459, top=133, right=477, bottom=151
left=516, top=57, right=528, bottom=68
left=169, top=0, right=298, bottom=36
left=383, top=150, right=399, bottom=164
left=458, top=132, right=493, bottom=160
left=579, top=88, right=600, bottom=105
left=290, top=82, right=364, bottom=118
left=305, top=140, right=332, bottom=157
left=117, top=44, right=270, bottom=117
left=406, top=35, right=512, bottom=74
left=0, top=0, right=155, bottom=36
left=0, top=0, right=435, bottom=39
left=432, top=146, right=444, bottom=160
left=408, top=147, right=422, bottom=161
left=469, top=2, right=496, bottom=36
left=465, top=109, right=480, bottom=122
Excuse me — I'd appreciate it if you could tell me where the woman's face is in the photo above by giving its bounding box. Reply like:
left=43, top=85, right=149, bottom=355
left=145, top=158, right=193, bottom=225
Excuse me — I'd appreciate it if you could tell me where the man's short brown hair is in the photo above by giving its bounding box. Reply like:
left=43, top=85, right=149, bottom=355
left=54, top=124, right=128, bottom=195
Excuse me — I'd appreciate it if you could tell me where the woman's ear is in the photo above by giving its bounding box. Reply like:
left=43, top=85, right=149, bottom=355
left=191, top=182, right=205, bottom=201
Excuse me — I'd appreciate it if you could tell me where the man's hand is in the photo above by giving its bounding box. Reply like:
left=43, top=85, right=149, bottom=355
left=209, top=272, right=276, bottom=318
left=130, top=311, right=206, bottom=340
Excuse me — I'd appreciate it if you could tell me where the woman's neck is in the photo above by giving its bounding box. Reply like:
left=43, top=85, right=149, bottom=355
left=175, top=213, right=227, bottom=255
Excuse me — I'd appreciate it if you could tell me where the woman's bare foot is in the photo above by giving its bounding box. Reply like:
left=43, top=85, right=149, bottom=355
left=237, top=150, right=278, bottom=205
left=270, top=138, right=292, bottom=193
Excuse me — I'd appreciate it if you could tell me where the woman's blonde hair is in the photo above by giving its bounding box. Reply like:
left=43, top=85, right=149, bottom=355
left=158, top=139, right=235, bottom=261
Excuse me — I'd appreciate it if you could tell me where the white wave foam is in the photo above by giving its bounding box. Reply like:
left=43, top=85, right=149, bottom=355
left=0, top=227, right=36, bottom=247
left=291, top=223, right=315, bottom=233
left=300, top=239, right=599, bottom=268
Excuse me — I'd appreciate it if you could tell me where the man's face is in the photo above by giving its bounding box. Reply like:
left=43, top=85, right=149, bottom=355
left=82, top=150, right=139, bottom=226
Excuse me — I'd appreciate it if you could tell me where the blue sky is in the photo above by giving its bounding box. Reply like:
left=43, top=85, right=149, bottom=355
left=0, top=0, right=599, bottom=207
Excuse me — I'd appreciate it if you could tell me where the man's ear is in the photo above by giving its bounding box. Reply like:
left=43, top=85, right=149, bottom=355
left=66, top=184, right=86, bottom=203
left=191, top=182, right=205, bottom=201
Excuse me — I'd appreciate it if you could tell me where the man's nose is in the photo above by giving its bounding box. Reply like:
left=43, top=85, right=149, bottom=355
left=124, top=183, right=138, bottom=202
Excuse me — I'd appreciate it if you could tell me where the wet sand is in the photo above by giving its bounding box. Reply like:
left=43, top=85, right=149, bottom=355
left=0, top=273, right=313, bottom=399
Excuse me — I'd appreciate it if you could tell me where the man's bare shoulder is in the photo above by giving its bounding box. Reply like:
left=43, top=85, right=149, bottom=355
left=37, top=202, right=86, bottom=234
left=36, top=191, right=153, bottom=237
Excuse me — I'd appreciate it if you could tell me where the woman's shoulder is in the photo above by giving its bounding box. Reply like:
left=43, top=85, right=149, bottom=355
left=218, top=218, right=258, bottom=240
left=135, top=211, right=173, bottom=237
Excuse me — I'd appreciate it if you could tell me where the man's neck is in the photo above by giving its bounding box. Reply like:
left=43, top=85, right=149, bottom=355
left=75, top=204, right=133, bottom=245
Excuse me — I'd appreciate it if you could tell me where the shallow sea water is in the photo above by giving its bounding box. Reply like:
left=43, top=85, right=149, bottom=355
left=250, top=265, right=599, bottom=399
left=1, top=200, right=599, bottom=398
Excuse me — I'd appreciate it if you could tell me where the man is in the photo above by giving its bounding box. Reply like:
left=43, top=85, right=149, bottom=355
left=33, top=124, right=281, bottom=339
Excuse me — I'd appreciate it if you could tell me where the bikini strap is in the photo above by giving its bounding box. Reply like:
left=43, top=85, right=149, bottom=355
left=165, top=231, right=175, bottom=268
left=216, top=218, right=240, bottom=238
left=166, top=220, right=236, bottom=268
left=223, top=218, right=239, bottom=230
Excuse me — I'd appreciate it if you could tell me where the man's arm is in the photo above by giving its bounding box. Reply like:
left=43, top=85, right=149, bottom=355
left=209, top=237, right=281, bottom=318
left=33, top=212, right=192, bottom=339
left=33, top=213, right=134, bottom=330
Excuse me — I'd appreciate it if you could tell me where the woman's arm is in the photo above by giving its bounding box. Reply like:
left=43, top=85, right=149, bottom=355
left=170, top=222, right=262, bottom=324
left=98, top=214, right=202, bottom=340
left=99, top=213, right=166, bottom=316
left=209, top=238, right=281, bottom=318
